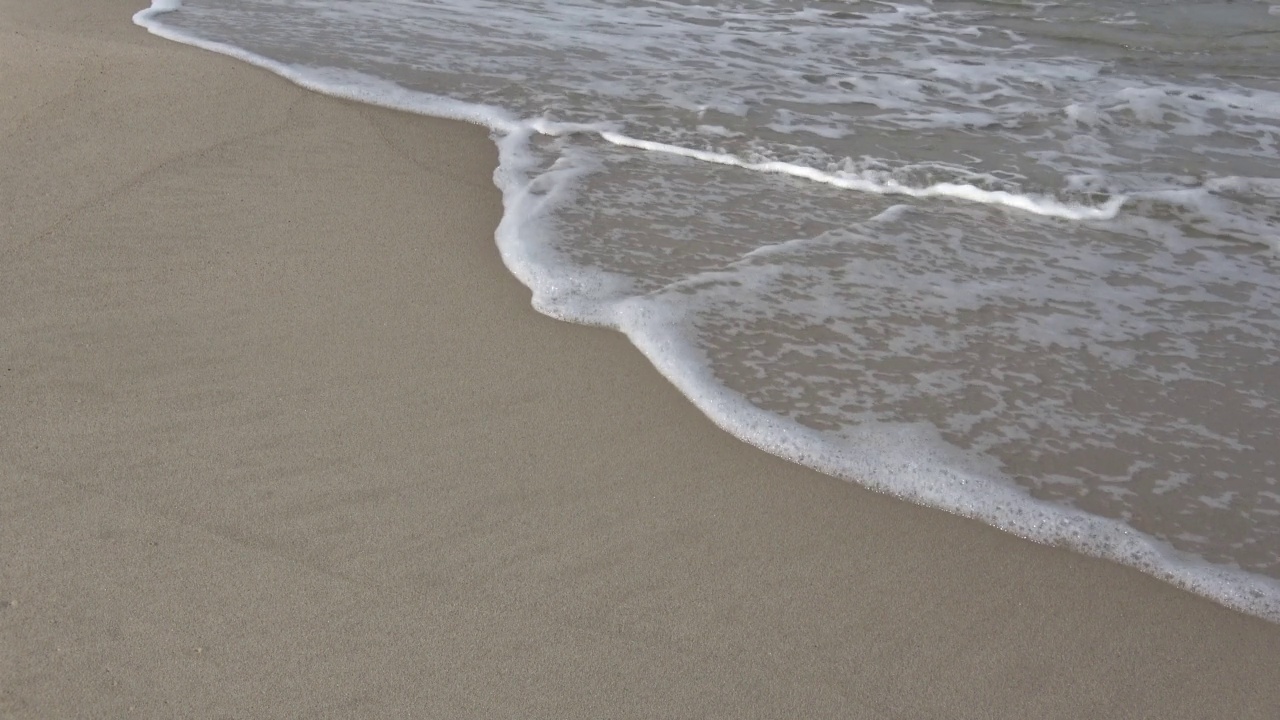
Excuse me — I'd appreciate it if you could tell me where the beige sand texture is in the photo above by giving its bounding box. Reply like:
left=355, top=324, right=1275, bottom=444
left=2, top=1, right=1278, bottom=717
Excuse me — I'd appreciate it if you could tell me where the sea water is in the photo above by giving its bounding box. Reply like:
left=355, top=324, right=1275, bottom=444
left=134, top=0, right=1280, bottom=621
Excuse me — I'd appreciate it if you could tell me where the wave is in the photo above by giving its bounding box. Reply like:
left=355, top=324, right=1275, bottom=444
left=133, top=0, right=1280, bottom=623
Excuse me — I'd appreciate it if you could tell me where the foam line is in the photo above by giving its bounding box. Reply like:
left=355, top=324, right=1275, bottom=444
left=595, top=131, right=1128, bottom=221
left=133, top=3, right=522, bottom=133
left=612, top=302, right=1280, bottom=624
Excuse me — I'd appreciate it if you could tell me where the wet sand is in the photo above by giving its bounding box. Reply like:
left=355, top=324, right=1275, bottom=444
left=2, top=1, right=1278, bottom=717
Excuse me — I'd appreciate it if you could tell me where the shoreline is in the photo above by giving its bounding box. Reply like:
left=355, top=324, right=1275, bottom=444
left=3, top=1, right=1279, bottom=717
left=130, top=4, right=1280, bottom=621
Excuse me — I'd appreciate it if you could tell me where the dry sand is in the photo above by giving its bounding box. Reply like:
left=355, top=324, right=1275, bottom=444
left=2, top=1, right=1278, bottom=717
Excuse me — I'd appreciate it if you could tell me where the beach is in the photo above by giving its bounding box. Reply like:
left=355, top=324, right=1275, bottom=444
left=2, top=0, right=1279, bottom=716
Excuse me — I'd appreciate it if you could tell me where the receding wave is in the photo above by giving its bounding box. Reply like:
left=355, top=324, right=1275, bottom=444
left=135, top=0, right=1280, bottom=622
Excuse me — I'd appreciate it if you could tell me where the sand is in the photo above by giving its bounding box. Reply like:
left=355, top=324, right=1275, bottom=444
left=2, top=1, right=1278, bottom=717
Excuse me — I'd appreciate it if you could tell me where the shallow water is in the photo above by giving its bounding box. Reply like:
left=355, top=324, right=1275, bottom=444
left=136, top=0, right=1280, bottom=620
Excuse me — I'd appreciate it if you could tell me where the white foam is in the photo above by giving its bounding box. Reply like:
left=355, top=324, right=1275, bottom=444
left=594, top=132, right=1127, bottom=221
left=134, top=4, right=521, bottom=134
left=145, top=0, right=181, bottom=13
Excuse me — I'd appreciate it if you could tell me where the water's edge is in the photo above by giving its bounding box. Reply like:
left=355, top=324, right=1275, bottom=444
left=133, top=1, right=1280, bottom=624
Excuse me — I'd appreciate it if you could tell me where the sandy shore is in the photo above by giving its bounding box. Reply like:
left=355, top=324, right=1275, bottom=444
left=2, top=1, right=1278, bottom=717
